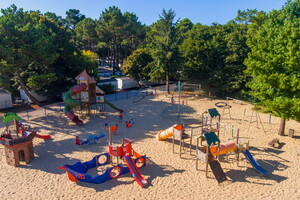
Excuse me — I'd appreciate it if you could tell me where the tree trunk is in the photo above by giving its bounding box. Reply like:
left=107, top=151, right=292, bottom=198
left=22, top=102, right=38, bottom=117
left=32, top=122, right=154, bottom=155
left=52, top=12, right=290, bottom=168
left=278, top=118, right=286, bottom=136
left=16, top=71, right=41, bottom=106
left=166, top=70, right=170, bottom=94
left=113, top=36, right=117, bottom=75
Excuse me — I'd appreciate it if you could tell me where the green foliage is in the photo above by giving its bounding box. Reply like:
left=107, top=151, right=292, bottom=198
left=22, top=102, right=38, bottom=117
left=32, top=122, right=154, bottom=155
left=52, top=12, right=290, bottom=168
left=0, top=5, right=61, bottom=103
left=146, top=9, right=182, bottom=90
left=27, top=73, right=57, bottom=90
left=180, top=22, right=249, bottom=96
left=122, top=49, right=153, bottom=81
left=78, top=50, right=99, bottom=78
left=176, top=18, right=194, bottom=44
left=95, top=6, right=146, bottom=73
left=64, top=9, right=86, bottom=29
left=245, top=0, right=300, bottom=120
left=75, top=18, right=98, bottom=51
left=0, top=5, right=97, bottom=101
left=0, top=6, right=59, bottom=71
left=98, top=83, right=115, bottom=94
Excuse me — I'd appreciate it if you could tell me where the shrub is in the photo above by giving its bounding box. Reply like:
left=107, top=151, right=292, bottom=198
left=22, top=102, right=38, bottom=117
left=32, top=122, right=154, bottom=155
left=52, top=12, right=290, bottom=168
left=98, top=84, right=115, bottom=94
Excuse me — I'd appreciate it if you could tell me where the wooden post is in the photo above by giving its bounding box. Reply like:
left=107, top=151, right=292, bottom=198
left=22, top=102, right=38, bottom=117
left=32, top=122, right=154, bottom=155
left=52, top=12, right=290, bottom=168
left=236, top=129, right=240, bottom=166
left=206, top=145, right=209, bottom=178
left=190, top=128, right=193, bottom=155
left=109, top=128, right=112, bottom=145
left=289, top=129, right=294, bottom=138
left=172, top=136, right=175, bottom=153
left=179, top=139, right=182, bottom=158
left=217, top=142, right=220, bottom=161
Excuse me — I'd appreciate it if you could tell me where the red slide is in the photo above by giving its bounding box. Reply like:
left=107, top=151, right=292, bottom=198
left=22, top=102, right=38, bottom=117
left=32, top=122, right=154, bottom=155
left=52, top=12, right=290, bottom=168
left=35, top=134, right=51, bottom=140
left=124, top=142, right=148, bottom=187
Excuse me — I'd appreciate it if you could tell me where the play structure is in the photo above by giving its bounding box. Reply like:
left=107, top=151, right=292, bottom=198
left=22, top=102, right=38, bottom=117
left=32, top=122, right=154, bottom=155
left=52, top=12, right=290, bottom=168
left=63, top=83, right=87, bottom=125
left=63, top=69, right=123, bottom=125
left=201, top=108, right=221, bottom=135
left=60, top=138, right=148, bottom=187
left=0, top=112, right=50, bottom=166
left=157, top=124, right=204, bottom=157
left=173, top=82, right=202, bottom=96
left=156, top=124, right=184, bottom=141
left=196, top=128, right=268, bottom=184
left=76, top=132, right=105, bottom=145
left=215, top=101, right=231, bottom=119
left=156, top=124, right=196, bottom=158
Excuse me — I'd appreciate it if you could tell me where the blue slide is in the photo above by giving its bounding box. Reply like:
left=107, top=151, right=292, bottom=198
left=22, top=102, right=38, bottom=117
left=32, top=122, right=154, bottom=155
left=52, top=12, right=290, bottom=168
left=242, top=149, right=268, bottom=176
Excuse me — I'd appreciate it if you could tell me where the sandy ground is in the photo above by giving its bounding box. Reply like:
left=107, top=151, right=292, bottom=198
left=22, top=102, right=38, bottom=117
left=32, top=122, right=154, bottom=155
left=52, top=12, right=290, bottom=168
left=0, top=94, right=299, bottom=200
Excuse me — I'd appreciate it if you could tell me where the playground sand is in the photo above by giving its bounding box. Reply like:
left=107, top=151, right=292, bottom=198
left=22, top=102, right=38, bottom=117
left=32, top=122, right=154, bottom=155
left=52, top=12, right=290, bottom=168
left=0, top=95, right=299, bottom=200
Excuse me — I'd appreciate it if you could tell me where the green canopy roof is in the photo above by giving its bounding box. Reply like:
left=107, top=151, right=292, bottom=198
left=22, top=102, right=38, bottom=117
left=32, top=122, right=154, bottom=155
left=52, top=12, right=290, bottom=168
left=204, top=132, right=220, bottom=146
left=2, top=112, right=21, bottom=123
left=208, top=108, right=220, bottom=118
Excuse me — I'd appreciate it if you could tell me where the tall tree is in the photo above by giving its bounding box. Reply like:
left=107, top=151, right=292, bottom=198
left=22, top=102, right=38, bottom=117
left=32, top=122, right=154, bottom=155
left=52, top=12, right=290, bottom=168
left=96, top=7, right=145, bottom=72
left=245, top=0, right=300, bottom=135
left=75, top=17, right=98, bottom=51
left=0, top=5, right=59, bottom=105
left=64, top=9, right=86, bottom=29
left=146, top=9, right=182, bottom=93
left=96, top=6, right=126, bottom=73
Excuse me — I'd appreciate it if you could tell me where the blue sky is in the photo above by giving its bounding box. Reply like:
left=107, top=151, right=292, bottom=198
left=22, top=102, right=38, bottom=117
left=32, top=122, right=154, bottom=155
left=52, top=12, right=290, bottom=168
left=0, top=0, right=287, bottom=25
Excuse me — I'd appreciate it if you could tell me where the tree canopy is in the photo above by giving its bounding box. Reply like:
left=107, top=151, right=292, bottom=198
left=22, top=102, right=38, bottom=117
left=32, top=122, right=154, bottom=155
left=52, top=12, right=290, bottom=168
left=146, top=9, right=182, bottom=93
left=245, top=0, right=300, bottom=134
left=122, top=49, right=152, bottom=81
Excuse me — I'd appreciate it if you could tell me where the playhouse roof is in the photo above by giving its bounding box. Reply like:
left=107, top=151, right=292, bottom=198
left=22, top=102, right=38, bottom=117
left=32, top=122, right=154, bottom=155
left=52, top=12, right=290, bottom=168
left=2, top=112, right=21, bottom=123
left=75, top=69, right=96, bottom=84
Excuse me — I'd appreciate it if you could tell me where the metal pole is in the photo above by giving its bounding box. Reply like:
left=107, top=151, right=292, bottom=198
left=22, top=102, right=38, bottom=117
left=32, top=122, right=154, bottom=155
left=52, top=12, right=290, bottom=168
left=27, top=110, right=29, bottom=121
left=114, top=85, right=117, bottom=101
left=178, top=81, right=181, bottom=117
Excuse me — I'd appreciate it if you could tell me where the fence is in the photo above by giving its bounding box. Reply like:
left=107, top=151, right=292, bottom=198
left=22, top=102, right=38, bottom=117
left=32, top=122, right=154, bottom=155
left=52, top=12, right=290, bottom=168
left=0, top=84, right=176, bottom=129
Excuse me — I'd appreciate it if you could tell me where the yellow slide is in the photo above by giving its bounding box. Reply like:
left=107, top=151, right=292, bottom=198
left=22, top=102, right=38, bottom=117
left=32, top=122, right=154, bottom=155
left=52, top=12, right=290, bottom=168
left=156, top=124, right=183, bottom=141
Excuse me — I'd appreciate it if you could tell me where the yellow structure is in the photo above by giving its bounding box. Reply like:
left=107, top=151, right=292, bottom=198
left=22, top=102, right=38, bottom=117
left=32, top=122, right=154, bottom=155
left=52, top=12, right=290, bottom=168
left=156, top=124, right=183, bottom=141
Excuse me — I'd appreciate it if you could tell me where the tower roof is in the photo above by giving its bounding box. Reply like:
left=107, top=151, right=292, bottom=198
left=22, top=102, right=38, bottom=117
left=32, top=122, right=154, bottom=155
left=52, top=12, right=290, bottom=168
left=75, top=69, right=96, bottom=84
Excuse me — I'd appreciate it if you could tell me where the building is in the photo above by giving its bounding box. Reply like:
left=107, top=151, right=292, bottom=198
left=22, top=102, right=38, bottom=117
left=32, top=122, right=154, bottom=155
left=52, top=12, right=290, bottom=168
left=116, top=77, right=139, bottom=90
left=0, top=89, right=13, bottom=109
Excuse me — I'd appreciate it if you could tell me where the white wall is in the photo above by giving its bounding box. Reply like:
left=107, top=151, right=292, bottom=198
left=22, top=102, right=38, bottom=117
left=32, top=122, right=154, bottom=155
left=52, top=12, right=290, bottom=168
left=0, top=93, right=12, bottom=109
left=116, top=78, right=139, bottom=90
left=20, top=89, right=48, bottom=103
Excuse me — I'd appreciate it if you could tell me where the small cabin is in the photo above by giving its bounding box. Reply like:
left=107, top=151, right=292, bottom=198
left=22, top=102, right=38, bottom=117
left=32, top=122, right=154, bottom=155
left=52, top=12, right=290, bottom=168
left=116, top=77, right=139, bottom=90
left=0, top=89, right=12, bottom=109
